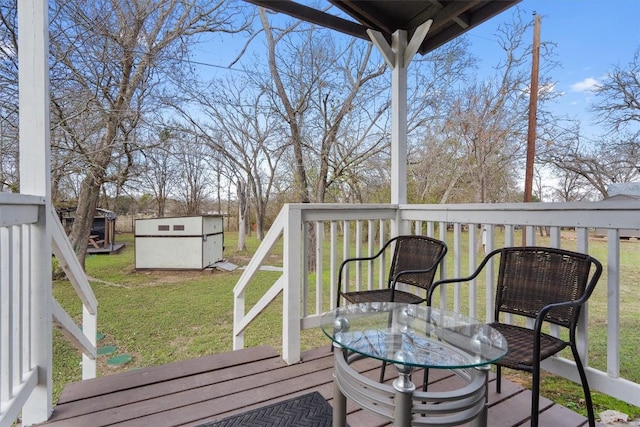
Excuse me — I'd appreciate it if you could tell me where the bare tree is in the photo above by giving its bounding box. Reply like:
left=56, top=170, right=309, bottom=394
left=412, top=9, right=558, bottom=204
left=172, top=134, right=213, bottom=216
left=0, top=2, right=19, bottom=192
left=258, top=9, right=388, bottom=204
left=591, top=48, right=640, bottom=136
left=236, top=178, right=248, bottom=251
left=138, top=127, right=179, bottom=217
left=542, top=128, right=640, bottom=199
left=537, top=50, right=640, bottom=200
left=445, top=80, right=526, bottom=203
left=205, top=81, right=283, bottom=240
left=48, top=0, right=247, bottom=266
left=168, top=75, right=285, bottom=240
left=551, top=169, right=594, bottom=202
left=0, top=106, right=18, bottom=192
left=405, top=37, right=476, bottom=203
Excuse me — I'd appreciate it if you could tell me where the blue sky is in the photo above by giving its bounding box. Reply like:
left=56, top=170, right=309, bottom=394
left=465, top=0, right=640, bottom=138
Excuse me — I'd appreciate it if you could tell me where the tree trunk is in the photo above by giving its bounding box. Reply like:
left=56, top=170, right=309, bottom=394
left=237, top=180, right=247, bottom=251
left=69, top=165, right=104, bottom=268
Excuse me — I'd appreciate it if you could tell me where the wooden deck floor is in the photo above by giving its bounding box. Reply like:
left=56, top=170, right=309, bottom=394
left=37, top=345, right=599, bottom=427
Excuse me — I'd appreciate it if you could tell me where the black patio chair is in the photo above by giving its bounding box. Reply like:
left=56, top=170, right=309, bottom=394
left=337, top=235, right=448, bottom=307
left=336, top=235, right=447, bottom=382
left=426, top=246, right=602, bottom=427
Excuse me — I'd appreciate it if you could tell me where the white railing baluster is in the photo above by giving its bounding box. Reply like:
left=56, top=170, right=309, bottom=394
left=355, top=220, right=363, bottom=291
left=606, top=229, right=620, bottom=378
left=367, top=220, right=375, bottom=291
left=468, top=223, right=478, bottom=319
left=484, top=224, right=495, bottom=323
left=378, top=220, right=386, bottom=289
left=1, top=225, right=11, bottom=403
left=549, top=226, right=561, bottom=247
left=453, top=223, right=461, bottom=312
left=301, top=221, right=309, bottom=319
left=343, top=221, right=350, bottom=293
left=426, top=221, right=434, bottom=237
left=330, top=221, right=338, bottom=309
left=21, top=224, right=32, bottom=377
left=11, top=226, right=22, bottom=391
left=574, top=227, right=591, bottom=359
left=315, top=221, right=324, bottom=315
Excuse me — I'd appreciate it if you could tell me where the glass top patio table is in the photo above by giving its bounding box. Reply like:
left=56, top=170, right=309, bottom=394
left=321, top=302, right=507, bottom=370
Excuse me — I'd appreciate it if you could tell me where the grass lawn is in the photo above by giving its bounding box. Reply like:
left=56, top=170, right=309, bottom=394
left=52, top=230, right=640, bottom=420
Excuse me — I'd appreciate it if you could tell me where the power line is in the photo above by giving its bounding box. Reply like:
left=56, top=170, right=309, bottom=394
left=187, top=59, right=252, bottom=75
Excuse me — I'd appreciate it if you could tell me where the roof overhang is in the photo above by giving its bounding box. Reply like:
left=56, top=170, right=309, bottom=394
left=244, top=0, right=521, bottom=55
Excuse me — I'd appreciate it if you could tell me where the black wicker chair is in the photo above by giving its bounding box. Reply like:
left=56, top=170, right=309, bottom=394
left=426, top=246, right=602, bottom=427
left=336, top=235, right=448, bottom=382
left=337, top=235, right=448, bottom=307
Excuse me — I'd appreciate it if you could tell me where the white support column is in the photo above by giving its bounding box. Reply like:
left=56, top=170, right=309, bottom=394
left=390, top=30, right=408, bottom=206
left=18, top=0, right=53, bottom=424
left=368, top=23, right=431, bottom=239
left=367, top=21, right=432, bottom=207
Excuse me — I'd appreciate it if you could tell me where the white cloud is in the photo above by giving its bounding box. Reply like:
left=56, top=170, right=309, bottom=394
left=539, top=82, right=556, bottom=96
left=570, top=77, right=600, bottom=92
left=520, top=82, right=557, bottom=96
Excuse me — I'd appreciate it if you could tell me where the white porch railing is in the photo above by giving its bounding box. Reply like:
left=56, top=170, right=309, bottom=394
left=0, top=193, right=97, bottom=427
left=233, top=201, right=640, bottom=408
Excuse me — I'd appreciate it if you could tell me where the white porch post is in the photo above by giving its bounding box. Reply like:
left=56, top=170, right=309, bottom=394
left=390, top=30, right=408, bottom=206
left=368, top=28, right=408, bottom=206
left=282, top=206, right=301, bottom=364
left=18, top=0, right=53, bottom=424
left=368, top=22, right=432, bottom=233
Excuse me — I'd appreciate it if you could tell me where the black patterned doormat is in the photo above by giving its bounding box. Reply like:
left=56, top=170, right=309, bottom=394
left=199, top=391, right=338, bottom=427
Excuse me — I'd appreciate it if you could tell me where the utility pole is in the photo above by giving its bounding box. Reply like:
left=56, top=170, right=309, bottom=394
left=522, top=13, right=540, bottom=245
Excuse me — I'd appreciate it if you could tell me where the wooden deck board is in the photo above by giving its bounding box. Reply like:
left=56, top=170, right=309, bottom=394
left=52, top=355, right=288, bottom=420
left=37, top=345, right=600, bottom=427
left=57, top=345, right=281, bottom=404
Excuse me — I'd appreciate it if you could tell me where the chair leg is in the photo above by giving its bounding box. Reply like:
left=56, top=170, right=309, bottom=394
left=379, top=307, right=396, bottom=383
left=571, top=345, right=596, bottom=427
left=423, top=367, right=430, bottom=391
left=331, top=299, right=341, bottom=354
left=531, top=362, right=541, bottom=427
left=496, top=365, right=502, bottom=393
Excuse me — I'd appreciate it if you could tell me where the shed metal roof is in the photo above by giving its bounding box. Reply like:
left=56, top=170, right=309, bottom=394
left=244, top=1, right=521, bottom=54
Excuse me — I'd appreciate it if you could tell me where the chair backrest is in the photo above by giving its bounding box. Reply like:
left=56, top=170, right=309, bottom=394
left=388, top=235, right=448, bottom=292
left=494, top=246, right=602, bottom=328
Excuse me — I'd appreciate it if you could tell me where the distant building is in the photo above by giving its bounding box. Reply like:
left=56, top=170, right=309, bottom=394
left=595, top=183, right=640, bottom=239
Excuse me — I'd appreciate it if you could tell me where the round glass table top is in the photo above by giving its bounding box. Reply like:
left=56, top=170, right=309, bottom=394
left=321, top=302, right=507, bottom=369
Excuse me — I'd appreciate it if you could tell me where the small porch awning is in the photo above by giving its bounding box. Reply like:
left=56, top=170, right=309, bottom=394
left=244, top=1, right=520, bottom=56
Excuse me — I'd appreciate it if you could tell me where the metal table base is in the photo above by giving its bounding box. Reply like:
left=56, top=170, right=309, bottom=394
left=332, top=345, right=489, bottom=427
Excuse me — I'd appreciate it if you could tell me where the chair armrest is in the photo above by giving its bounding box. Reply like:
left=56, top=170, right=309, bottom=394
left=337, top=237, right=402, bottom=294
left=337, top=255, right=382, bottom=294
left=426, top=248, right=503, bottom=305
left=529, top=299, right=587, bottom=362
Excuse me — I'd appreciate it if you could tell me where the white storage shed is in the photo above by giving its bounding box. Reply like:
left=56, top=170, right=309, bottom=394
left=135, top=215, right=224, bottom=269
